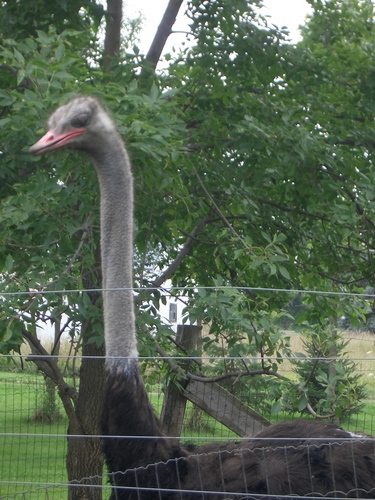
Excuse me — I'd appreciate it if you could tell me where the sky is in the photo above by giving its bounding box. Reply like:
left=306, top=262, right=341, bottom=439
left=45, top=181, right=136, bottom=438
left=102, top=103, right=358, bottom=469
left=124, top=0, right=313, bottom=56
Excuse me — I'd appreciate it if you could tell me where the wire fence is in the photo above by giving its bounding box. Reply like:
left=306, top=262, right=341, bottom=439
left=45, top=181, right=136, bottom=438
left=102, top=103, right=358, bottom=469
left=2, top=285, right=375, bottom=498
left=2, top=350, right=375, bottom=499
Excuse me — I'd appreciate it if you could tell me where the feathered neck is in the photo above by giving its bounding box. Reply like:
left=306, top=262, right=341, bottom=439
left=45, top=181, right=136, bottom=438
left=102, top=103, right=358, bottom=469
left=93, top=135, right=138, bottom=363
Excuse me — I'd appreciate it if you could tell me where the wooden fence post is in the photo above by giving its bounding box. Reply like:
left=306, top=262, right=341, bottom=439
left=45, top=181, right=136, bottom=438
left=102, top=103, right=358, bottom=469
left=160, top=324, right=202, bottom=437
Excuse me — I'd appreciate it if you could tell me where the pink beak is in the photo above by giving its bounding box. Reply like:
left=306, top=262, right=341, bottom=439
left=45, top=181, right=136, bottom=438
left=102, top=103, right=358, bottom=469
left=29, top=128, right=85, bottom=155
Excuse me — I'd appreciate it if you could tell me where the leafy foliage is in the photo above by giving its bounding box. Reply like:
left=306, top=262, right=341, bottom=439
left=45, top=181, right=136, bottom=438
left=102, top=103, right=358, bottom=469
left=0, top=0, right=104, bottom=40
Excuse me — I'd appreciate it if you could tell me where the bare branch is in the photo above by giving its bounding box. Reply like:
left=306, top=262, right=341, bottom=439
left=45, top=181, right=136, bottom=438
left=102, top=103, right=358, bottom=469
left=305, top=402, right=335, bottom=420
left=144, top=0, right=184, bottom=70
left=194, top=169, right=247, bottom=245
left=187, top=368, right=284, bottom=384
left=152, top=214, right=209, bottom=288
left=154, top=341, right=283, bottom=383
left=62, top=213, right=93, bottom=276
left=256, top=197, right=332, bottom=222
left=139, top=209, right=153, bottom=286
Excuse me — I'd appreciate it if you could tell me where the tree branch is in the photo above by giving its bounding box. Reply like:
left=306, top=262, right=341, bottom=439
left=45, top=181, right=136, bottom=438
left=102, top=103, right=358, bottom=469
left=139, top=209, right=153, bottom=286
left=153, top=341, right=284, bottom=383
left=21, top=328, right=78, bottom=425
left=0, top=64, right=33, bottom=89
left=305, top=402, right=335, bottom=420
left=256, top=197, right=332, bottom=222
left=144, top=0, right=184, bottom=70
left=151, top=214, right=209, bottom=288
left=62, top=213, right=93, bottom=276
left=194, top=169, right=246, bottom=245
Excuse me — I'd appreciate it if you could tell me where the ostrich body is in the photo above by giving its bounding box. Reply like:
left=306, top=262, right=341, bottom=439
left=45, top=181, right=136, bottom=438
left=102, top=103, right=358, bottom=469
left=30, top=96, right=375, bottom=499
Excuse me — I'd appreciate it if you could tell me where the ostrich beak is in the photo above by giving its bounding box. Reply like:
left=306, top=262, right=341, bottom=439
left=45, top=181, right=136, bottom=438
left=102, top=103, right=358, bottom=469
left=29, top=128, right=86, bottom=155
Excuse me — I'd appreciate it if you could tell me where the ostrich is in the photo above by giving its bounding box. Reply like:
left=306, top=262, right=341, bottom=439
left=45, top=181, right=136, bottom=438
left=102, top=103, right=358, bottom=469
left=30, top=96, right=375, bottom=499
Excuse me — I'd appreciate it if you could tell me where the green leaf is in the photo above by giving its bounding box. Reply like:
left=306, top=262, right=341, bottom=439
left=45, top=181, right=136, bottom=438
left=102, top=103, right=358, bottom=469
left=0, top=117, right=11, bottom=127
left=278, top=266, right=290, bottom=280
left=0, top=90, right=15, bottom=106
left=271, top=400, right=281, bottom=415
left=17, top=69, right=26, bottom=87
left=54, top=43, right=65, bottom=61
left=3, top=254, right=14, bottom=272
left=36, top=30, right=53, bottom=44
left=13, top=48, right=25, bottom=64
left=261, top=231, right=271, bottom=243
left=297, top=394, right=308, bottom=412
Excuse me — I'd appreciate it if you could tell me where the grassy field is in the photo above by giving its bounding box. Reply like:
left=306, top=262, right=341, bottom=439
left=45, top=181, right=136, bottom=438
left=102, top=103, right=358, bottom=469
left=2, top=330, right=375, bottom=498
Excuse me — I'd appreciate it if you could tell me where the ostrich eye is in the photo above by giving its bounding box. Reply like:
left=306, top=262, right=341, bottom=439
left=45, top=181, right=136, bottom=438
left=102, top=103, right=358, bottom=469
left=71, top=113, right=91, bottom=128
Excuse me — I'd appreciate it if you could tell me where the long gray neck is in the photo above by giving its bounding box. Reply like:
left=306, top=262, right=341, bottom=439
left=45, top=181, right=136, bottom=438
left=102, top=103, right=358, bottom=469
left=92, top=135, right=137, bottom=364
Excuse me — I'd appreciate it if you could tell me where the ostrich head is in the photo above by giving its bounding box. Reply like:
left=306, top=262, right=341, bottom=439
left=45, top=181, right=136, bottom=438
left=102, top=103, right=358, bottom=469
left=29, top=96, right=117, bottom=157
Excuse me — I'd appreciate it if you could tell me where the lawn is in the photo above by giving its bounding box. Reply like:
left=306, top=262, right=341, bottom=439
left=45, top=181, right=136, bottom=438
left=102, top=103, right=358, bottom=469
left=0, top=371, right=69, bottom=499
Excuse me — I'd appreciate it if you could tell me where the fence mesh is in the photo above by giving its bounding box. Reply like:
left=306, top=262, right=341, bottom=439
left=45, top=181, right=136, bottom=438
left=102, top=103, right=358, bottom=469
left=1, top=332, right=375, bottom=499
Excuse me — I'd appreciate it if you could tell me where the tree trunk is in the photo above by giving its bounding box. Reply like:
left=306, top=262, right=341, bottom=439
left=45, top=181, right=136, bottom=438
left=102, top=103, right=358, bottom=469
left=66, top=319, right=105, bottom=500
left=103, top=0, right=122, bottom=71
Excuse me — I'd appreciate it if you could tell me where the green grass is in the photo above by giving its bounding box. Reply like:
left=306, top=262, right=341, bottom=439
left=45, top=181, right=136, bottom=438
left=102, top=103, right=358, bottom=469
left=0, top=373, right=69, bottom=499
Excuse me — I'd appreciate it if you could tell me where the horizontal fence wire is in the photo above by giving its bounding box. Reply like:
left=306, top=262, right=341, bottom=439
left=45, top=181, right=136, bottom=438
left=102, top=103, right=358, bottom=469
left=0, top=284, right=375, bottom=298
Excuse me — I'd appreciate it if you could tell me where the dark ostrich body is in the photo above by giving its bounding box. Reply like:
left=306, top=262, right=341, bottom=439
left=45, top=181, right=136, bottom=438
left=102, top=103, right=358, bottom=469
left=30, top=96, right=375, bottom=499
